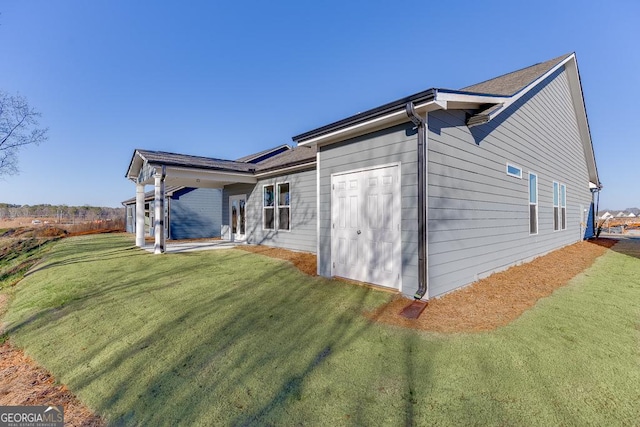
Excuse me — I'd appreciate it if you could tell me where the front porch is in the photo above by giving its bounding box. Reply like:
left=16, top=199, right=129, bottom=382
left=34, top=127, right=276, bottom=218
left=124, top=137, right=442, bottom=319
left=125, top=149, right=257, bottom=254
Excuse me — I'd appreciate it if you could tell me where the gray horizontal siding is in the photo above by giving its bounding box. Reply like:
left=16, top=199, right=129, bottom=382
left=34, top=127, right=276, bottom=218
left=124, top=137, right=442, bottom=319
left=169, top=188, right=222, bottom=239
left=318, top=123, right=419, bottom=295
left=426, top=67, right=592, bottom=297
left=244, top=168, right=317, bottom=253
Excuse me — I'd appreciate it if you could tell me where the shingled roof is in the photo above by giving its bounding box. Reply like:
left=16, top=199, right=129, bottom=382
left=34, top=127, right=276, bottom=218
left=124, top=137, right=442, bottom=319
left=293, top=53, right=574, bottom=144
left=136, top=149, right=255, bottom=173
left=236, top=144, right=291, bottom=163
left=129, top=54, right=582, bottom=182
left=128, top=145, right=315, bottom=181
left=461, top=53, right=572, bottom=96
left=255, top=146, right=316, bottom=173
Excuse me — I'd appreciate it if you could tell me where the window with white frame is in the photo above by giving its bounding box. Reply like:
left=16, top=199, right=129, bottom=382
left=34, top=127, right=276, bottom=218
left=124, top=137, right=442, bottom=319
left=529, top=172, right=538, bottom=235
left=506, top=163, right=523, bottom=178
left=277, top=183, right=290, bottom=230
left=263, top=185, right=275, bottom=230
left=553, top=181, right=560, bottom=231
left=560, top=184, right=566, bottom=230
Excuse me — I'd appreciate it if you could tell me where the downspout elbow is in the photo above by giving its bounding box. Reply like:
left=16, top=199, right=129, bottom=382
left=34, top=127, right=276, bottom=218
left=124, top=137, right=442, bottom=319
left=406, top=102, right=424, bottom=127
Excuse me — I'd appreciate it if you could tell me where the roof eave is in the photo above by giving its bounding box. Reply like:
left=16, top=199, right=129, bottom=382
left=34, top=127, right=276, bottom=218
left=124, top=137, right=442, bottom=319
left=125, top=149, right=146, bottom=180
left=466, top=54, right=576, bottom=126
left=463, top=53, right=600, bottom=187
left=293, top=89, right=510, bottom=147
left=565, top=56, right=600, bottom=188
left=292, top=89, right=438, bottom=145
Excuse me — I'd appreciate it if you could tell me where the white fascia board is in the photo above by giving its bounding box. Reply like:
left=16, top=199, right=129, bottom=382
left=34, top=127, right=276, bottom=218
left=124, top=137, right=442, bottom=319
left=478, top=54, right=576, bottom=124
left=126, top=151, right=146, bottom=180
left=297, top=110, right=406, bottom=148
left=296, top=94, right=511, bottom=148
left=473, top=53, right=599, bottom=187
left=565, top=58, right=600, bottom=187
left=435, top=92, right=508, bottom=105
left=137, top=150, right=148, bottom=163
left=298, top=100, right=439, bottom=148
left=508, top=54, right=575, bottom=108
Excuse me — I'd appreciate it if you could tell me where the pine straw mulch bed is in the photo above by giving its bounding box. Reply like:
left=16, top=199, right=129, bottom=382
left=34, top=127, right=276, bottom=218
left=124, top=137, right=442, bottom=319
left=0, top=342, right=104, bottom=427
left=369, top=238, right=617, bottom=333
left=238, top=239, right=616, bottom=333
left=236, top=245, right=318, bottom=276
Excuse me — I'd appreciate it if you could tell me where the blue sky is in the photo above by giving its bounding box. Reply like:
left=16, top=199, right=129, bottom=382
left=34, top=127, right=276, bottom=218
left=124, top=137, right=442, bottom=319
left=0, top=0, right=638, bottom=209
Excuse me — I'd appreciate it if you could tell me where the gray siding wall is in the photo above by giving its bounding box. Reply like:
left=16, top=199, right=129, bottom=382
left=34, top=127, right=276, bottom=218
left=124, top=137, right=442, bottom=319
left=169, top=188, right=222, bottom=239
left=223, top=171, right=317, bottom=253
left=318, top=123, right=419, bottom=294
left=426, top=67, right=593, bottom=297
left=244, top=168, right=317, bottom=253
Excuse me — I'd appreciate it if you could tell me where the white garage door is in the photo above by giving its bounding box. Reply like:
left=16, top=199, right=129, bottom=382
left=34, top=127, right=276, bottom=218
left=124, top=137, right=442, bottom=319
left=331, top=164, right=401, bottom=289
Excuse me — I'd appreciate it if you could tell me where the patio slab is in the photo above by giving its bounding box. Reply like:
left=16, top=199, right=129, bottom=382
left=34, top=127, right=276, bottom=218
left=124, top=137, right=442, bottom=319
left=143, top=240, right=240, bottom=253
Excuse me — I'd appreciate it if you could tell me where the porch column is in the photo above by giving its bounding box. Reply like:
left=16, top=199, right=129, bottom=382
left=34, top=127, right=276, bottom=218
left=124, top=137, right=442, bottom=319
left=154, top=168, right=166, bottom=254
left=135, top=184, right=145, bottom=247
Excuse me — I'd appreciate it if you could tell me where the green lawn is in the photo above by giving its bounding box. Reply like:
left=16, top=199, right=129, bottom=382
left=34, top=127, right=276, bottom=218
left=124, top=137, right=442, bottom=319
left=0, top=233, right=57, bottom=290
left=3, top=234, right=640, bottom=426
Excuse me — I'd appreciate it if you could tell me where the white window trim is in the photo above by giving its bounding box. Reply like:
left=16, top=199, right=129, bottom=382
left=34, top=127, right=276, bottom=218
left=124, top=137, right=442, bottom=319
left=529, top=171, right=538, bottom=235
left=277, top=181, right=291, bottom=232
left=262, top=184, right=275, bottom=231
left=262, top=181, right=293, bottom=232
left=506, top=162, right=523, bottom=179
left=553, top=181, right=560, bottom=232
left=560, top=183, right=567, bottom=231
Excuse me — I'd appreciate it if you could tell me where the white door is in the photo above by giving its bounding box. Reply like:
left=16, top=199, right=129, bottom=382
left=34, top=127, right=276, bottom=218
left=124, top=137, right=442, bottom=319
left=229, top=195, right=246, bottom=241
left=331, top=165, right=401, bottom=289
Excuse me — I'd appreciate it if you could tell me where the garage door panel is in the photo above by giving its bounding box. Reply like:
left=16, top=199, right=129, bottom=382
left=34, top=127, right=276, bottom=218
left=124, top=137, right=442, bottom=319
left=349, top=195, right=359, bottom=229
left=331, top=165, right=401, bottom=289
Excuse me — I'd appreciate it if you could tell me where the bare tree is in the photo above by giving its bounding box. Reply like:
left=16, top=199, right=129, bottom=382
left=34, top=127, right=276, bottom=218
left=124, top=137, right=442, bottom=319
left=0, top=91, right=48, bottom=176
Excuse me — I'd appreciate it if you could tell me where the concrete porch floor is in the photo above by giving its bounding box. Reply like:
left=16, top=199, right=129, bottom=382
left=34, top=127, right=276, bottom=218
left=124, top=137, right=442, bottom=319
left=143, top=240, right=241, bottom=253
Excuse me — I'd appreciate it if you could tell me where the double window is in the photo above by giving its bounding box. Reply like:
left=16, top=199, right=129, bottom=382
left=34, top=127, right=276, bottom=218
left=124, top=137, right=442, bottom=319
left=263, top=182, right=290, bottom=231
left=553, top=182, right=567, bottom=231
